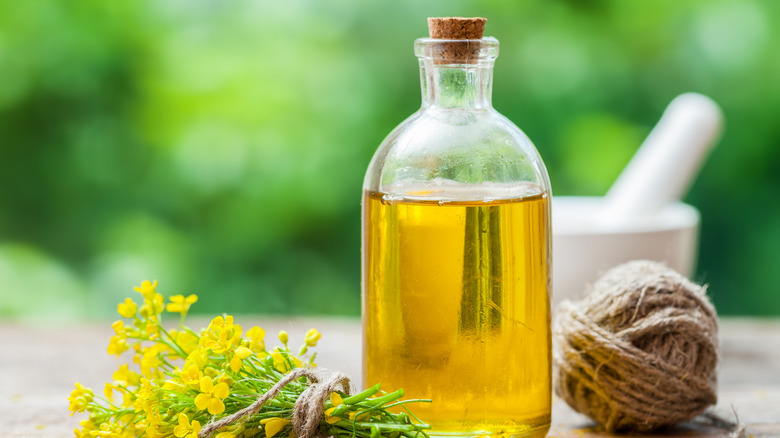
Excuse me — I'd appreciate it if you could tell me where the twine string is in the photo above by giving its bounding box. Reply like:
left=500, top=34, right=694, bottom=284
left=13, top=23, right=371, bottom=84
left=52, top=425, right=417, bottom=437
left=553, top=260, right=719, bottom=433
left=199, top=368, right=351, bottom=438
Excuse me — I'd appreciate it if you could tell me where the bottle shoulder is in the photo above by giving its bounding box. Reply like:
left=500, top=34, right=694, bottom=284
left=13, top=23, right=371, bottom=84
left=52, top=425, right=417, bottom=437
left=364, top=107, right=551, bottom=196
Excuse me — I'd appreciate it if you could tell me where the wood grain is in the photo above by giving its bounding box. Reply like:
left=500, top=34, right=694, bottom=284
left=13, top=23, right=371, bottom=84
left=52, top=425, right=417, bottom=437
left=1, top=318, right=778, bottom=437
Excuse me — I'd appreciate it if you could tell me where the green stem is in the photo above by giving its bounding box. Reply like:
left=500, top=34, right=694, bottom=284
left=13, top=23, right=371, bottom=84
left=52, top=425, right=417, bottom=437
left=329, top=421, right=428, bottom=432
left=342, top=384, right=381, bottom=405
left=358, top=389, right=405, bottom=407
left=155, top=321, right=189, bottom=358
left=331, top=388, right=404, bottom=417
left=385, top=400, right=431, bottom=425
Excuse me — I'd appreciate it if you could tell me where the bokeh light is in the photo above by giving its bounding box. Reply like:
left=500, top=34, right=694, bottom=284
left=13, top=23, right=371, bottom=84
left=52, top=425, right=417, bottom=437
left=1, top=0, right=778, bottom=319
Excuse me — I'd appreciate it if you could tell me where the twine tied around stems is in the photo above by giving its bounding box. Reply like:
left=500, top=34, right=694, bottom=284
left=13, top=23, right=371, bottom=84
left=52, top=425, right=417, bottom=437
left=199, top=367, right=351, bottom=438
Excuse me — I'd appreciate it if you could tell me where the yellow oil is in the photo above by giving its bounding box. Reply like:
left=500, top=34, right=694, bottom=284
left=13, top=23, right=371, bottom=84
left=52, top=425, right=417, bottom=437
left=362, top=187, right=551, bottom=438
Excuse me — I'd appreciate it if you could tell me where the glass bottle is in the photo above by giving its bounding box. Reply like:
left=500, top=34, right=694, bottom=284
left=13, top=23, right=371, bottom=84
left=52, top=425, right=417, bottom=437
left=362, top=24, right=552, bottom=438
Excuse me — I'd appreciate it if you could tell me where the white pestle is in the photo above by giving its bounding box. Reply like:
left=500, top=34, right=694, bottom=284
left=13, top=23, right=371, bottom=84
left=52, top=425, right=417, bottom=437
left=600, top=93, right=723, bottom=227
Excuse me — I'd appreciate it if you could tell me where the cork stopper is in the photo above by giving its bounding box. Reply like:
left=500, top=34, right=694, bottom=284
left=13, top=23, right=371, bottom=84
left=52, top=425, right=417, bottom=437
left=425, top=17, right=487, bottom=63
left=427, top=17, right=486, bottom=40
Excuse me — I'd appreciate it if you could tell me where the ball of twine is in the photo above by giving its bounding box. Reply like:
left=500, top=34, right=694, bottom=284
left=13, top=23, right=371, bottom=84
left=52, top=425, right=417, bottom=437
left=553, top=260, right=719, bottom=433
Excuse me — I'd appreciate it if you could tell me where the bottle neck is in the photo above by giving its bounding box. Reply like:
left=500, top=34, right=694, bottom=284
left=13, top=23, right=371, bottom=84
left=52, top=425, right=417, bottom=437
left=419, top=61, right=494, bottom=110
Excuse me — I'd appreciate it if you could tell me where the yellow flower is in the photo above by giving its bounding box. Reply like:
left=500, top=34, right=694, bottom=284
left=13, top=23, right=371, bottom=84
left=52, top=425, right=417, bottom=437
left=107, top=321, right=130, bottom=356
left=208, top=315, right=234, bottom=333
left=112, top=364, right=140, bottom=386
left=235, top=346, right=253, bottom=359
left=118, top=412, right=134, bottom=425
left=231, top=325, right=243, bottom=343
left=259, top=417, right=291, bottom=438
left=68, top=382, right=93, bottom=414
left=132, top=379, right=156, bottom=414
left=304, top=328, right=321, bottom=347
left=140, top=345, right=164, bottom=378
left=322, top=392, right=345, bottom=423
left=166, top=294, right=198, bottom=315
left=323, top=407, right=342, bottom=424
left=146, top=423, right=165, bottom=438
left=107, top=335, right=128, bottom=356
left=163, top=379, right=186, bottom=391
left=202, top=328, right=234, bottom=354
left=194, top=377, right=229, bottom=415
left=120, top=388, right=133, bottom=408
left=111, top=320, right=126, bottom=335
left=76, top=419, right=96, bottom=437
left=348, top=411, right=371, bottom=422
left=229, top=346, right=253, bottom=372
left=93, top=422, right=122, bottom=438
left=173, top=413, right=201, bottom=438
left=152, top=293, right=164, bottom=314
left=134, top=280, right=158, bottom=300
left=186, top=349, right=209, bottom=370
left=218, top=374, right=234, bottom=386
left=74, top=418, right=97, bottom=437
left=146, top=410, right=161, bottom=426
left=117, top=298, right=138, bottom=318
left=104, top=382, right=115, bottom=399
left=215, top=432, right=237, bottom=438
left=278, top=330, right=288, bottom=345
left=246, top=326, right=266, bottom=353
left=201, top=315, right=242, bottom=354
left=139, top=293, right=164, bottom=318
left=228, top=356, right=241, bottom=373
left=170, top=329, right=199, bottom=357
left=270, top=349, right=290, bottom=373
left=180, top=364, right=203, bottom=388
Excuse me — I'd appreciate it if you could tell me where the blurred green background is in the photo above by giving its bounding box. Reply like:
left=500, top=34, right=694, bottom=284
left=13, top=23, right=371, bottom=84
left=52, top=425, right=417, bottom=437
left=1, top=0, right=778, bottom=320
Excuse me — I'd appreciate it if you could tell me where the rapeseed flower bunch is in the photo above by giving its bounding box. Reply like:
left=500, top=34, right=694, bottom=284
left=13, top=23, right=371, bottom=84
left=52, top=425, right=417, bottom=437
left=70, top=281, right=429, bottom=438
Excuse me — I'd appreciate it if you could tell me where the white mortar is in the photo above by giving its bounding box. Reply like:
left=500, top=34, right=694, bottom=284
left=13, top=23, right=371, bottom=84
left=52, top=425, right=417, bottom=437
left=552, top=196, right=700, bottom=304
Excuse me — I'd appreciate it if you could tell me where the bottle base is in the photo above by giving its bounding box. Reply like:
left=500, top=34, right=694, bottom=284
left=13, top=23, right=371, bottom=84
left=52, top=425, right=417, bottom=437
left=426, top=422, right=551, bottom=438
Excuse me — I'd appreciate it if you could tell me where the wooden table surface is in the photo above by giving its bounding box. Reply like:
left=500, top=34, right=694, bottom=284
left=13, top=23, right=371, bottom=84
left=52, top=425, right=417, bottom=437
left=2, top=317, right=779, bottom=438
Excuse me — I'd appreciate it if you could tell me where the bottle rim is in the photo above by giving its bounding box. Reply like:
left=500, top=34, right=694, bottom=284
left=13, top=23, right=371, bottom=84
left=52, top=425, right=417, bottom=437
left=414, top=36, right=499, bottom=62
